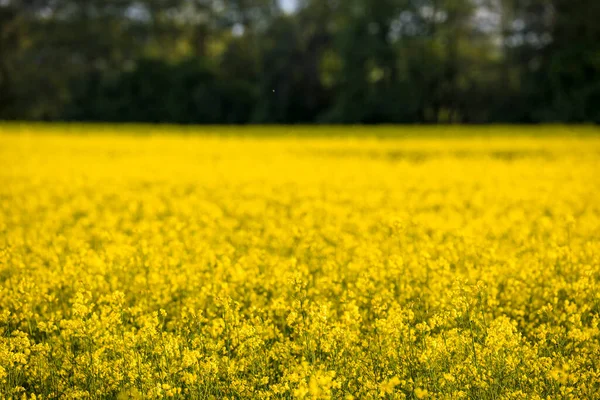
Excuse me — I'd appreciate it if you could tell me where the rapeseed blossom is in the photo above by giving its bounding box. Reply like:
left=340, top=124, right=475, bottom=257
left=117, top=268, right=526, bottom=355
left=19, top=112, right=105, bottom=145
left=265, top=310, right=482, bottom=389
left=0, top=126, right=599, bottom=399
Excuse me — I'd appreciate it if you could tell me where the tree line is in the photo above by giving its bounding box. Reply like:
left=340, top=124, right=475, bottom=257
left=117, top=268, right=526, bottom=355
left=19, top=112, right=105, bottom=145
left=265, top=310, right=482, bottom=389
left=1, top=0, right=598, bottom=124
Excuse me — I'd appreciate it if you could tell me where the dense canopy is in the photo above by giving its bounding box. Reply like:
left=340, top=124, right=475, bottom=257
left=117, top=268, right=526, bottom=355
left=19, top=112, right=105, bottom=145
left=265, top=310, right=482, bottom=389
left=1, top=0, right=599, bottom=123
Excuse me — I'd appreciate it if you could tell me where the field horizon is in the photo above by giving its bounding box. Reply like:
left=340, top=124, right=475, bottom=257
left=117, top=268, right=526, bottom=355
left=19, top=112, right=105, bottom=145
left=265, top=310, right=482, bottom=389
left=1, top=123, right=599, bottom=139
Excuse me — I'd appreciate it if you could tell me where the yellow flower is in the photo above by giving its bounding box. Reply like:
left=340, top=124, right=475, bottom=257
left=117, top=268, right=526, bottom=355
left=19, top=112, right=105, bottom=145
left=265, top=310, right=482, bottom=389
left=0, top=126, right=598, bottom=399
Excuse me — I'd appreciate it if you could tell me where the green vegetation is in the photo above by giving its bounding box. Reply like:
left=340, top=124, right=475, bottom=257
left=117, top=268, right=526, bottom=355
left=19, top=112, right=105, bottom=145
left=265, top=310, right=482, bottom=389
left=1, top=0, right=599, bottom=124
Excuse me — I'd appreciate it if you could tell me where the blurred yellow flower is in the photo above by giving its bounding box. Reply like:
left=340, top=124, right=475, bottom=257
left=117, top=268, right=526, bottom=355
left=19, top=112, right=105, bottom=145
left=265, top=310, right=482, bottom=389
left=0, top=126, right=599, bottom=399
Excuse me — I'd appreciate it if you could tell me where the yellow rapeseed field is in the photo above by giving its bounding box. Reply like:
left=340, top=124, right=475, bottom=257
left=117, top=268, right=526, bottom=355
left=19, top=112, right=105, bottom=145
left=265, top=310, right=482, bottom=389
left=1, top=125, right=599, bottom=399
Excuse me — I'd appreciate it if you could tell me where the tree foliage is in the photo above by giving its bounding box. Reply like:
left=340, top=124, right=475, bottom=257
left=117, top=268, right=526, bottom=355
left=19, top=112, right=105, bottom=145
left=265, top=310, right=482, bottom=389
left=1, top=0, right=598, bottom=123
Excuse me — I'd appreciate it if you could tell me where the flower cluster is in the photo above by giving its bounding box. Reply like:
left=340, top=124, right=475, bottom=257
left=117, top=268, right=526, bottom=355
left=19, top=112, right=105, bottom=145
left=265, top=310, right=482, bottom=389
left=0, top=128, right=599, bottom=399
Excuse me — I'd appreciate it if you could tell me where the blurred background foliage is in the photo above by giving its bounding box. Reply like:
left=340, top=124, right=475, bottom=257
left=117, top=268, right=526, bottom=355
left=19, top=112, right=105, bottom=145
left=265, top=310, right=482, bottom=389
left=0, top=0, right=598, bottom=124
